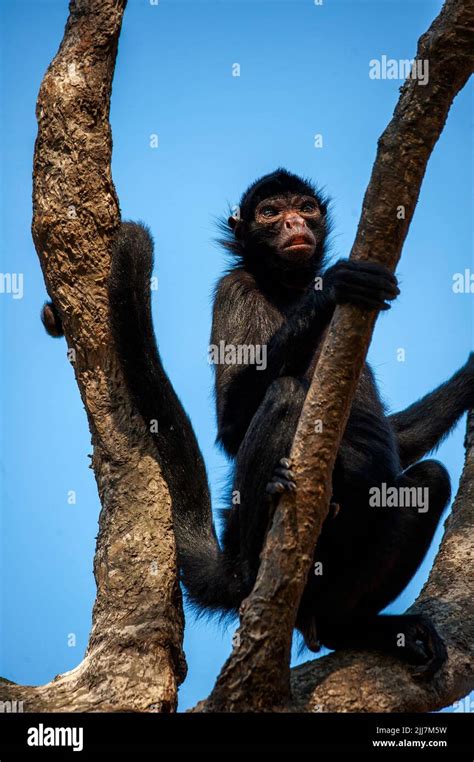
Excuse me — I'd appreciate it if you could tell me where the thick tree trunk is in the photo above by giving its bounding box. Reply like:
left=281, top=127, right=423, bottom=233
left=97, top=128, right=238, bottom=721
left=204, top=0, right=474, bottom=712
left=0, top=0, right=186, bottom=712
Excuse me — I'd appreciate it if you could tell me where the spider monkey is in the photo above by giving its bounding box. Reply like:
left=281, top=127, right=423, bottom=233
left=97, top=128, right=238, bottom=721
left=42, top=169, right=473, bottom=675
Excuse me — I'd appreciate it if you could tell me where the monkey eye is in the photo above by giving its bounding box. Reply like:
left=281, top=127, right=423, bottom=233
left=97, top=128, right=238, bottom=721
left=301, top=202, right=318, bottom=213
left=260, top=206, right=278, bottom=218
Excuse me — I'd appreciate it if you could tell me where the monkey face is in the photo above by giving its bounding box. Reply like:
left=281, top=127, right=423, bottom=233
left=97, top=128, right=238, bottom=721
left=230, top=193, right=327, bottom=269
left=254, top=194, right=321, bottom=262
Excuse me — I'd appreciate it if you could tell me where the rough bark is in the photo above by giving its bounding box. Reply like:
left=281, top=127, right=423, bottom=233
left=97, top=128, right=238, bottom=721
left=204, top=0, right=474, bottom=711
left=0, top=0, right=186, bottom=712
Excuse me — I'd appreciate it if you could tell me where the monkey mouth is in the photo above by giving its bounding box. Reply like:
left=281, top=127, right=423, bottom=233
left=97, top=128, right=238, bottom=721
left=283, top=234, right=314, bottom=251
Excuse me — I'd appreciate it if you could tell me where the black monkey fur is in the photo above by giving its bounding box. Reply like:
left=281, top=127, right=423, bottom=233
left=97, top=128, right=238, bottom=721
left=42, top=169, right=474, bottom=675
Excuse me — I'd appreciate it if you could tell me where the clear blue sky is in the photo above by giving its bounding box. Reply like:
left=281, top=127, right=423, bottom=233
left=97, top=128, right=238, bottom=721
left=0, top=0, right=472, bottom=712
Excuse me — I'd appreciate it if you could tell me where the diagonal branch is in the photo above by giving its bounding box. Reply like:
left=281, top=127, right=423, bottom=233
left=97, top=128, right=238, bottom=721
left=0, top=0, right=187, bottom=712
left=204, top=0, right=474, bottom=711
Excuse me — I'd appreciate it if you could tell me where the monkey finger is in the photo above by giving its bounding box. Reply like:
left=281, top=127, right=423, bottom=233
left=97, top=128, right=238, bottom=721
left=412, top=654, right=446, bottom=681
left=412, top=643, right=447, bottom=680
left=266, top=481, right=286, bottom=495
left=266, top=479, right=296, bottom=495
left=335, top=287, right=393, bottom=311
left=274, top=466, right=296, bottom=482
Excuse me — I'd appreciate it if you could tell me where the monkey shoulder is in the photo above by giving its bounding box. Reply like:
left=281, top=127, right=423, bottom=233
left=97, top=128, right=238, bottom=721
left=212, top=269, right=281, bottom=343
left=213, top=268, right=259, bottom=305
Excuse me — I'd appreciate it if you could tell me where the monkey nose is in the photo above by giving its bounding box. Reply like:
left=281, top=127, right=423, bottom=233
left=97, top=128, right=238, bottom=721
left=284, top=213, right=304, bottom=229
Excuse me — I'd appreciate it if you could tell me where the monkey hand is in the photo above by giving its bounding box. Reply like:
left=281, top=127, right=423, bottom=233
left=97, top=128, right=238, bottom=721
left=324, top=259, right=399, bottom=311
left=266, top=458, right=296, bottom=495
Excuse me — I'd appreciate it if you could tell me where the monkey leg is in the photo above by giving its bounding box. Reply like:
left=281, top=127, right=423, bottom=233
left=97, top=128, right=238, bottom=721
left=232, top=376, right=307, bottom=593
left=321, top=613, right=447, bottom=678
left=305, top=460, right=450, bottom=673
left=389, top=358, right=474, bottom=468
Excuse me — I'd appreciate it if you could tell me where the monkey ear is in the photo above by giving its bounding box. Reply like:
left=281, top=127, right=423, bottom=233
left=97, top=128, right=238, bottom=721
left=228, top=215, right=243, bottom=239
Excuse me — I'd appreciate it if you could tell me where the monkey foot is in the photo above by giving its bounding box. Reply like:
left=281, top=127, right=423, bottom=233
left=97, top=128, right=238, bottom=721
left=266, top=458, right=296, bottom=495
left=402, top=615, right=447, bottom=680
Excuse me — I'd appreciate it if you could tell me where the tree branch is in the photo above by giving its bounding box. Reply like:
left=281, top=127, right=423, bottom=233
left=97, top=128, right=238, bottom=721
left=0, top=0, right=186, bottom=712
left=204, top=0, right=474, bottom=711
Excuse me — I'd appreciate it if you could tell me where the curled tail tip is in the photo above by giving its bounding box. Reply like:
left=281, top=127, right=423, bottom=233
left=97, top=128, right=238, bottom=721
left=41, top=301, right=64, bottom=338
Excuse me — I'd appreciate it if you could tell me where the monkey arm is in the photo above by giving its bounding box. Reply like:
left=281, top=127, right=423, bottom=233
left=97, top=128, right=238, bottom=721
left=389, top=355, right=474, bottom=468
left=212, top=261, right=398, bottom=456
left=212, top=274, right=334, bottom=456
